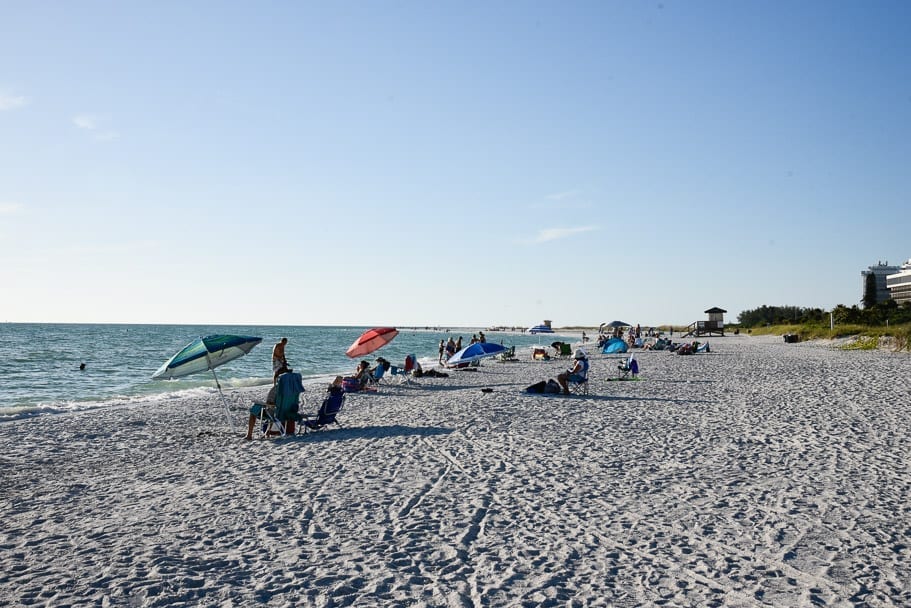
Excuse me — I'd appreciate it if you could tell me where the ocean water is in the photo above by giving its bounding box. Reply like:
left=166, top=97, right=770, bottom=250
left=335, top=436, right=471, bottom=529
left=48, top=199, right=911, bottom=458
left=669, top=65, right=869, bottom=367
left=0, top=323, right=575, bottom=422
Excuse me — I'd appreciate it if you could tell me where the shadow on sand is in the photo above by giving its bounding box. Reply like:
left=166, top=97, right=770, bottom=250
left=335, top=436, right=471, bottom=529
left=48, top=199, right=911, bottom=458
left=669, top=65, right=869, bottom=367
left=285, top=424, right=453, bottom=444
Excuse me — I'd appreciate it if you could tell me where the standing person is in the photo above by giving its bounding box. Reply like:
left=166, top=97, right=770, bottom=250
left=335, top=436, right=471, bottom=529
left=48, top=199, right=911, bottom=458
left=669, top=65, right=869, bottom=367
left=479, top=331, right=486, bottom=343
left=635, top=324, right=641, bottom=339
left=455, top=336, right=463, bottom=352
left=438, top=339, right=446, bottom=364
left=445, top=337, right=456, bottom=361
left=272, top=337, right=288, bottom=384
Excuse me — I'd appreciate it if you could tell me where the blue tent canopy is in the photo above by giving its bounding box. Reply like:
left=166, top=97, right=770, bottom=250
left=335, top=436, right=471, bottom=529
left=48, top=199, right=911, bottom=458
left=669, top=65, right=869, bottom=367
left=601, top=338, right=629, bottom=354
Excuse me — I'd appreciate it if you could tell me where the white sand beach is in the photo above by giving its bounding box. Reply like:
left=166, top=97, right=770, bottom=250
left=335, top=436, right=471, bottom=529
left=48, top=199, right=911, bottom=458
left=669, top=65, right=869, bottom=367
left=3, top=335, right=911, bottom=607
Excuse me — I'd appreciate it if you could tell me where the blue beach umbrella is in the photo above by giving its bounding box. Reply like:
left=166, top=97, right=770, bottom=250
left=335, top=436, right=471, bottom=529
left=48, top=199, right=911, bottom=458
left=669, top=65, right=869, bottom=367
left=446, top=342, right=506, bottom=367
left=153, top=335, right=263, bottom=428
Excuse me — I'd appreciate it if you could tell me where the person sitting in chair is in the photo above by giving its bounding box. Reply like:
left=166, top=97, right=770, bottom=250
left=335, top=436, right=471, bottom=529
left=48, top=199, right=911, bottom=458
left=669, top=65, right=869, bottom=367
left=245, top=366, right=288, bottom=439
left=373, top=357, right=391, bottom=375
left=557, top=349, right=589, bottom=395
left=354, top=360, right=372, bottom=389
left=300, top=377, right=346, bottom=431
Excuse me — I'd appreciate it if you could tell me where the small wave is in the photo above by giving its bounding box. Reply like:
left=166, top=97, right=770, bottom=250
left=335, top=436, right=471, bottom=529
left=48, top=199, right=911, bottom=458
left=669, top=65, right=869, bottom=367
left=0, top=385, right=256, bottom=424
left=222, top=376, right=272, bottom=389
left=0, top=403, right=73, bottom=422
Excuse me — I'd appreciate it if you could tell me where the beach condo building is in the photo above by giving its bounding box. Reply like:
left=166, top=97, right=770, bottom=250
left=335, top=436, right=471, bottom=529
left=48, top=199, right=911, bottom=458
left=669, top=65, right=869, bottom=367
left=862, top=261, right=899, bottom=304
left=886, top=260, right=911, bottom=305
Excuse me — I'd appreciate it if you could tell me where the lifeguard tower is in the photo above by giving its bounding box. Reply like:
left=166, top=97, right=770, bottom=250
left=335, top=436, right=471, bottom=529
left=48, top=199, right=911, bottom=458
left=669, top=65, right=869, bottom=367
left=683, top=307, right=727, bottom=337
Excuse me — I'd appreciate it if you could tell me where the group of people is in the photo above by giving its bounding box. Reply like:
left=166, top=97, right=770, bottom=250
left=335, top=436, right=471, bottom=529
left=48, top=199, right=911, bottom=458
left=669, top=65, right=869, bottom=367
left=251, top=334, right=598, bottom=440
left=597, top=323, right=676, bottom=350
left=274, top=336, right=445, bottom=397
left=246, top=371, right=345, bottom=440
left=344, top=357, right=392, bottom=391
left=437, top=332, right=486, bottom=364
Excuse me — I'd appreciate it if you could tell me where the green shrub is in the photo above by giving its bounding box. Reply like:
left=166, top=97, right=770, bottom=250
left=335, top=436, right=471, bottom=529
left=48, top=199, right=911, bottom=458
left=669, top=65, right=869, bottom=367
left=840, top=336, right=879, bottom=351
left=744, top=322, right=911, bottom=351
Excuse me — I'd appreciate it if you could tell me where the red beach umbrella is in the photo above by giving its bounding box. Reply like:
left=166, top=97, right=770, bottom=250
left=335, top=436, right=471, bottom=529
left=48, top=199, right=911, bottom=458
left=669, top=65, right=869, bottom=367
left=346, top=327, right=399, bottom=358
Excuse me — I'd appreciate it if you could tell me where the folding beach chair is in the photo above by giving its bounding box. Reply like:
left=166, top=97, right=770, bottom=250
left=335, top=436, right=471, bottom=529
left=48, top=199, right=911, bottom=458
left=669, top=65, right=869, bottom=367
left=498, top=345, right=517, bottom=362
left=251, top=403, right=283, bottom=438
left=568, top=376, right=590, bottom=395
left=252, top=371, right=304, bottom=437
left=390, top=354, right=418, bottom=384
left=298, top=386, right=346, bottom=433
left=617, top=355, right=639, bottom=380
left=566, top=350, right=591, bottom=395
left=367, top=364, right=387, bottom=386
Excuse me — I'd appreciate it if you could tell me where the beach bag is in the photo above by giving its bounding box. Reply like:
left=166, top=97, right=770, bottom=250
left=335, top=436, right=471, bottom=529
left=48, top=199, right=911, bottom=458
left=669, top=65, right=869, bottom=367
left=341, top=377, right=360, bottom=392
left=525, top=380, right=547, bottom=394
left=544, top=379, right=562, bottom=394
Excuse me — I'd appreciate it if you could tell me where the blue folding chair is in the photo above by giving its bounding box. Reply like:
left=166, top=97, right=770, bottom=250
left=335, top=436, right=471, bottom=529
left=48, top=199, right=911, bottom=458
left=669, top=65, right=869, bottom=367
left=299, top=386, right=346, bottom=433
left=367, top=363, right=388, bottom=386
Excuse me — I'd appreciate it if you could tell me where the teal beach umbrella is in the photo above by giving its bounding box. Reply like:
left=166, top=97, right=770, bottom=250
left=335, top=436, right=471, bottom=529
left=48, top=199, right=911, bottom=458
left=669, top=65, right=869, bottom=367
left=153, top=335, right=263, bottom=428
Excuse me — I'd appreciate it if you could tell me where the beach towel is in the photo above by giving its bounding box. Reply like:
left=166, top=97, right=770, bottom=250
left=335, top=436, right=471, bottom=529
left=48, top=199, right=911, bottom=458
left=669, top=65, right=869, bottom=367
left=275, top=372, right=304, bottom=421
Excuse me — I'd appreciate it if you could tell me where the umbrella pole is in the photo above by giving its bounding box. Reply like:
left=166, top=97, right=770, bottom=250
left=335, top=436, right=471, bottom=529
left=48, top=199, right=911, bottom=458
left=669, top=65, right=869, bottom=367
left=211, top=369, right=235, bottom=431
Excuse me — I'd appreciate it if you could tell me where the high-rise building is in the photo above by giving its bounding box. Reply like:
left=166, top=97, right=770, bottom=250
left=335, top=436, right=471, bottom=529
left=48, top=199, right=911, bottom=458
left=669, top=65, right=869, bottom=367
left=861, top=261, right=899, bottom=304
left=886, top=260, right=911, bottom=306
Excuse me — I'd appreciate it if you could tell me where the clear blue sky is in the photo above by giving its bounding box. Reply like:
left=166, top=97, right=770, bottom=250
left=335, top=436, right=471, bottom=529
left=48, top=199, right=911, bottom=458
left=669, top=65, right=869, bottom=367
left=2, top=1, right=909, bottom=327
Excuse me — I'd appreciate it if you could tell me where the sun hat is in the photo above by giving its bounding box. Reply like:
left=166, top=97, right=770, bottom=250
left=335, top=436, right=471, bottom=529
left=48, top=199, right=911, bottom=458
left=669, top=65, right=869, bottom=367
left=573, top=348, right=587, bottom=359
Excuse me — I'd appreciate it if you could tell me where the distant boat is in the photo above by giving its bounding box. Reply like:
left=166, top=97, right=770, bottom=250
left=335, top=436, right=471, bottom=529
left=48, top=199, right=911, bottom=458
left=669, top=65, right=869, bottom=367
left=529, top=324, right=554, bottom=334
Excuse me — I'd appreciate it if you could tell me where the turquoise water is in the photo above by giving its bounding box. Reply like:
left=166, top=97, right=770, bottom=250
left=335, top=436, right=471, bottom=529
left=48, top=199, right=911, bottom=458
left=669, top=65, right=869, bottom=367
left=0, top=324, right=575, bottom=421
